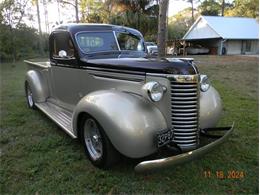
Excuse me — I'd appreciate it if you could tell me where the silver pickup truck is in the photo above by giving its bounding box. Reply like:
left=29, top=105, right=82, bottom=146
left=24, top=24, right=233, bottom=172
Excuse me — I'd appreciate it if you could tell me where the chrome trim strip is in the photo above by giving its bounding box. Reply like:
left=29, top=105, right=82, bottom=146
left=91, top=74, right=144, bottom=82
left=86, top=69, right=145, bottom=82
left=172, top=108, right=197, bottom=113
left=171, top=105, right=197, bottom=108
left=172, top=121, right=197, bottom=125
left=174, top=132, right=197, bottom=136
left=147, top=73, right=199, bottom=82
left=174, top=135, right=197, bottom=138
left=113, top=31, right=121, bottom=51
left=171, top=92, right=197, bottom=96
left=171, top=97, right=197, bottom=101
left=24, top=60, right=51, bottom=68
left=190, top=61, right=198, bottom=74
left=173, top=124, right=197, bottom=128
left=172, top=84, right=197, bottom=88
left=174, top=140, right=197, bottom=143
left=83, top=66, right=146, bottom=75
left=172, top=101, right=197, bottom=104
left=172, top=112, right=197, bottom=116
left=174, top=128, right=197, bottom=132
left=171, top=88, right=197, bottom=92
left=172, top=116, right=197, bottom=120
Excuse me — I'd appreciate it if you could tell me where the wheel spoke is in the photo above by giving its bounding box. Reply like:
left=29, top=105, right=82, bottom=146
left=84, top=119, right=103, bottom=161
left=27, top=86, right=34, bottom=107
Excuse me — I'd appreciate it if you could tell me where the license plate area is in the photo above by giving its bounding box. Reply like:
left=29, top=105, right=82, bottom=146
left=156, top=129, right=174, bottom=147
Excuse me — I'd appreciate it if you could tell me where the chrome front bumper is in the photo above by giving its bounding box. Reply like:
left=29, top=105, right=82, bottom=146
left=135, top=123, right=234, bottom=173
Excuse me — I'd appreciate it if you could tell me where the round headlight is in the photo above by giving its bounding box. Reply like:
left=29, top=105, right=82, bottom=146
left=142, top=81, right=165, bottom=102
left=200, top=75, right=210, bottom=92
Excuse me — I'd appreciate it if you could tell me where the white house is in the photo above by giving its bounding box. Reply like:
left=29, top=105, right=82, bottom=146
left=182, top=16, right=259, bottom=55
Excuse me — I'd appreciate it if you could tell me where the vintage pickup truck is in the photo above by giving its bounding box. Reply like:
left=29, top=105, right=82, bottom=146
left=24, top=24, right=233, bottom=172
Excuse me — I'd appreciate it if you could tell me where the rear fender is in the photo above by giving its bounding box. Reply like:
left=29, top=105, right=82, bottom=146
left=72, top=90, right=167, bottom=158
left=25, top=70, right=49, bottom=103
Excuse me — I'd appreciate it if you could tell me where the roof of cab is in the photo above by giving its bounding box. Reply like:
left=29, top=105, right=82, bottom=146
left=55, top=23, right=115, bottom=31
left=53, top=23, right=143, bottom=37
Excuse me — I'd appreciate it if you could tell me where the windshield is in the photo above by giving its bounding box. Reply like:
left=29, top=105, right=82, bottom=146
left=76, top=31, right=145, bottom=54
left=116, top=32, right=145, bottom=51
left=76, top=32, right=119, bottom=53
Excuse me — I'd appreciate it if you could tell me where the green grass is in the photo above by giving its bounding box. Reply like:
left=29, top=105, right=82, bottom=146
left=0, top=56, right=258, bottom=194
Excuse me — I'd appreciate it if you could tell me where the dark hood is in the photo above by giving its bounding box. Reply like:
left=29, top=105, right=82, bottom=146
left=80, top=56, right=198, bottom=75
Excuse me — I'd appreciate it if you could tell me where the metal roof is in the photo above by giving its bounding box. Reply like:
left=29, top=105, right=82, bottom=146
left=183, top=16, right=259, bottom=40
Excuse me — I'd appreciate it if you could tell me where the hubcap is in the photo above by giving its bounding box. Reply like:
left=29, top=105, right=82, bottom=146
left=27, top=86, right=34, bottom=107
left=83, top=119, right=103, bottom=161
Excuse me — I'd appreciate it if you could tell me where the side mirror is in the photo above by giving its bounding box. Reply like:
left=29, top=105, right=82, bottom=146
left=58, top=50, right=67, bottom=58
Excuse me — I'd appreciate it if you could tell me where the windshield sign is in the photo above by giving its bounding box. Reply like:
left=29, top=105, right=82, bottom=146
left=76, top=32, right=119, bottom=53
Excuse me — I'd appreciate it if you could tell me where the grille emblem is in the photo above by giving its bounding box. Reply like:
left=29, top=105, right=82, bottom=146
left=176, top=75, right=197, bottom=83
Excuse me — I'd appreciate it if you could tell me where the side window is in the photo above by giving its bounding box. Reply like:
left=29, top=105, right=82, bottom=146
left=51, top=32, right=75, bottom=58
left=116, top=33, right=144, bottom=51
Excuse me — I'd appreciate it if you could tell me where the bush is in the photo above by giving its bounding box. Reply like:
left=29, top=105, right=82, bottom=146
left=0, top=23, right=49, bottom=62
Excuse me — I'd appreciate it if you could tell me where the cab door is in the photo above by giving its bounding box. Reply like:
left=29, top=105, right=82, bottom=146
left=49, top=31, right=81, bottom=111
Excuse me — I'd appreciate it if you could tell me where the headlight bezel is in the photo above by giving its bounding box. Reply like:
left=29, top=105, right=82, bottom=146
left=142, top=81, right=165, bottom=102
left=200, top=74, right=211, bottom=92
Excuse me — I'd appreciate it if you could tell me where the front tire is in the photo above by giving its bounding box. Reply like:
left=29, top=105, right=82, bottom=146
left=80, top=115, right=119, bottom=169
left=25, top=82, right=36, bottom=109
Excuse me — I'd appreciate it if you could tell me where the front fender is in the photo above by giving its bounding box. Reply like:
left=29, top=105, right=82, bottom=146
left=200, top=86, right=222, bottom=129
left=25, top=70, right=49, bottom=103
left=72, top=90, right=167, bottom=158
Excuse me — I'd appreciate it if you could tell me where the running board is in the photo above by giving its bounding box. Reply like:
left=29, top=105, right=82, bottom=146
left=35, top=101, right=77, bottom=138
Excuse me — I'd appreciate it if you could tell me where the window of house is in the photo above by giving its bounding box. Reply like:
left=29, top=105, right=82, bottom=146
left=245, top=40, right=251, bottom=52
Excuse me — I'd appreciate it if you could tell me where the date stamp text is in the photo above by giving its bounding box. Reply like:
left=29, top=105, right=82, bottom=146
left=204, top=170, right=245, bottom=179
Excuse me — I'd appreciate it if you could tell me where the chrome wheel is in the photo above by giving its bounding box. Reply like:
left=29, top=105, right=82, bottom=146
left=27, top=85, right=34, bottom=107
left=83, top=118, right=103, bottom=161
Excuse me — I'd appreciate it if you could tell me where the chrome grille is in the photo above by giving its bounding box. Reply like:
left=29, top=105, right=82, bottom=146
left=170, top=80, right=199, bottom=149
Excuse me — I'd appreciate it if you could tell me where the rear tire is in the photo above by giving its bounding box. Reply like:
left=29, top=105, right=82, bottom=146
left=80, top=115, right=119, bottom=169
left=25, top=82, right=36, bottom=109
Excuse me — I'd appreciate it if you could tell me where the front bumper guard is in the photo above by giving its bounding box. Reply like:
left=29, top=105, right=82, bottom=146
left=135, top=123, right=234, bottom=173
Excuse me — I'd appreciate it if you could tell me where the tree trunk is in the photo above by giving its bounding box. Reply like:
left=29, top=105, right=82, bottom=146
left=36, top=0, right=42, bottom=35
left=157, top=0, right=169, bottom=57
left=191, top=0, right=194, bottom=22
left=43, top=0, right=49, bottom=33
left=57, top=0, right=61, bottom=23
left=75, top=0, right=79, bottom=22
left=221, top=0, right=225, bottom=16
left=36, top=0, right=43, bottom=54
left=9, top=26, right=16, bottom=63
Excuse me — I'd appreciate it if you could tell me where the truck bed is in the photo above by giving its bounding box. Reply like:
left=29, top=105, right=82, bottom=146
left=24, top=59, right=50, bottom=68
